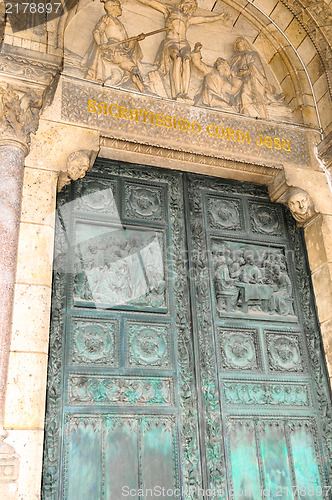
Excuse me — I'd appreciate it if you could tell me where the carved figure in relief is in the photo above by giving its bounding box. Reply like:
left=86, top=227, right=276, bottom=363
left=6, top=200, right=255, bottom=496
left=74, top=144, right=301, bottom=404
left=214, top=254, right=238, bottom=312
left=191, top=43, right=241, bottom=109
left=287, top=188, right=317, bottom=225
left=212, top=241, right=295, bottom=316
left=230, top=36, right=284, bottom=118
left=82, top=0, right=147, bottom=91
left=137, top=0, right=228, bottom=99
left=270, top=263, right=294, bottom=315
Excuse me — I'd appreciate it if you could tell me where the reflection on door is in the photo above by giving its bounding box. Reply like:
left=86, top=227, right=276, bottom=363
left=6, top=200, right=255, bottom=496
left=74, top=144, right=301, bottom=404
left=42, top=161, right=331, bottom=499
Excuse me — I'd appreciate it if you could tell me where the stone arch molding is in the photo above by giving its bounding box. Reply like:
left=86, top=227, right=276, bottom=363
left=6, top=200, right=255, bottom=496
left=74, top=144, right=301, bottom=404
left=61, top=0, right=320, bottom=127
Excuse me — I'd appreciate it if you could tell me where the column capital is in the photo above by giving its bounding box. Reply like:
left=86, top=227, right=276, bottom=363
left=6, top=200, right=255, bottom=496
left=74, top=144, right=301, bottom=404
left=0, top=46, right=60, bottom=155
left=0, top=85, right=45, bottom=155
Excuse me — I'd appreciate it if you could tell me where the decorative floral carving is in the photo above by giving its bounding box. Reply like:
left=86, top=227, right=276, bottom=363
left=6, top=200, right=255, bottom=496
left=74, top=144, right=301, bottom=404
left=125, top=183, right=164, bottom=220
left=223, top=381, right=309, bottom=406
left=68, top=375, right=174, bottom=406
left=0, top=86, right=43, bottom=149
left=74, top=178, right=118, bottom=214
left=217, top=330, right=260, bottom=371
left=69, top=319, right=118, bottom=366
left=127, top=323, right=170, bottom=367
left=207, top=197, right=242, bottom=230
left=267, top=334, right=303, bottom=372
left=249, top=202, right=284, bottom=236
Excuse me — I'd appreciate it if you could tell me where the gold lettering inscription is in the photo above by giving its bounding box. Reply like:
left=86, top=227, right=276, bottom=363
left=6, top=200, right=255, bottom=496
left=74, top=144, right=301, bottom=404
left=227, top=128, right=235, bottom=141
left=178, top=119, right=191, bottom=132
left=118, top=106, right=128, bottom=119
left=164, top=115, right=172, bottom=128
left=129, top=108, right=139, bottom=121
left=98, top=102, right=108, bottom=115
left=282, top=139, right=291, bottom=152
left=207, top=124, right=216, bottom=137
left=87, top=100, right=292, bottom=154
left=274, top=137, right=281, bottom=150
left=139, top=110, right=149, bottom=123
left=192, top=121, right=202, bottom=134
left=155, top=113, right=164, bottom=126
left=216, top=126, right=225, bottom=139
left=109, top=104, right=118, bottom=117
left=87, top=99, right=97, bottom=113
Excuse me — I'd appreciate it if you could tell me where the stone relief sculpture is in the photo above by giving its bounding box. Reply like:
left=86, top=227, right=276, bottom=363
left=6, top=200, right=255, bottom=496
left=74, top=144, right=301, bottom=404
left=82, top=0, right=147, bottom=91
left=136, top=0, right=228, bottom=100
left=230, top=36, right=285, bottom=119
left=287, top=188, right=317, bottom=226
left=63, top=0, right=292, bottom=120
left=58, top=150, right=96, bottom=192
left=191, top=43, right=241, bottom=109
left=213, top=242, right=295, bottom=316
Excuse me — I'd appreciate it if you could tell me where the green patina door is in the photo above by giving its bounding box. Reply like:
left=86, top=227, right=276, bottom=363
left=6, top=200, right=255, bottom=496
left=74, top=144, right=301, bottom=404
left=42, top=160, right=331, bottom=499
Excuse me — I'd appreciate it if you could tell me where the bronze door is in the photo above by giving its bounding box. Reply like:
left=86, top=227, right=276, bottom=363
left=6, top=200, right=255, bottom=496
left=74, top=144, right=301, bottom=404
left=42, top=160, right=331, bottom=499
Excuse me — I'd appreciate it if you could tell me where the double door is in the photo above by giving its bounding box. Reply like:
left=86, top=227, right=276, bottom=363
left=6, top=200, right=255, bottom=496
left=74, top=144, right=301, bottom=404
left=42, top=160, right=331, bottom=499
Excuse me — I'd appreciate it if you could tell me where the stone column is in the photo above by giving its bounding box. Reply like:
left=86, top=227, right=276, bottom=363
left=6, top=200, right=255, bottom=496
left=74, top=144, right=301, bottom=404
left=0, top=142, right=27, bottom=420
left=0, top=141, right=27, bottom=496
left=0, top=85, right=48, bottom=498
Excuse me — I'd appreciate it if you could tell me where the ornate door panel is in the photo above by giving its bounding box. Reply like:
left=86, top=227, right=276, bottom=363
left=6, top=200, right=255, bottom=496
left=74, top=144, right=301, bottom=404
left=43, top=162, right=331, bottom=499
left=42, top=162, right=202, bottom=499
left=186, top=174, right=331, bottom=499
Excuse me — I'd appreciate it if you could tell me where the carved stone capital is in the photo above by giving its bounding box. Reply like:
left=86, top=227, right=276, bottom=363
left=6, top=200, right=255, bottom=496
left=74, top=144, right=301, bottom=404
left=0, top=85, right=46, bottom=153
left=0, top=46, right=60, bottom=155
left=58, top=150, right=98, bottom=192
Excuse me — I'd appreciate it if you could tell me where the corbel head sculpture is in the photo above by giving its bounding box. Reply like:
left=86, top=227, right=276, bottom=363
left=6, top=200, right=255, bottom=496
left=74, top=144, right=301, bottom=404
left=58, top=150, right=93, bottom=192
left=287, top=188, right=316, bottom=226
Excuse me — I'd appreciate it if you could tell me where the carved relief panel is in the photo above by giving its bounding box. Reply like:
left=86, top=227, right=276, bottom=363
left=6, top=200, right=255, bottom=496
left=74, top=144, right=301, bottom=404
left=62, top=0, right=294, bottom=123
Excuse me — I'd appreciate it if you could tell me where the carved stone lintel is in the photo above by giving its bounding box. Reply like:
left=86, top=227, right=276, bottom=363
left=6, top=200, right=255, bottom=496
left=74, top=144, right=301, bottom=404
left=58, top=150, right=98, bottom=192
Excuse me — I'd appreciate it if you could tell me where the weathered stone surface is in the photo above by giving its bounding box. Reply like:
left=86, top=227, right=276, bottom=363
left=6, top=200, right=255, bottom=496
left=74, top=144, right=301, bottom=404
left=4, top=352, right=48, bottom=429
left=20, top=168, right=57, bottom=227
left=15, top=223, right=54, bottom=287
left=11, top=285, right=52, bottom=354
left=312, top=263, right=332, bottom=324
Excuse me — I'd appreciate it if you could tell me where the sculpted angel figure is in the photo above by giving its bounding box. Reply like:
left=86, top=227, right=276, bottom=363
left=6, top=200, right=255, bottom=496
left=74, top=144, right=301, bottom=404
left=191, top=42, right=241, bottom=109
left=137, top=0, right=229, bottom=99
left=82, top=0, right=146, bottom=91
left=230, top=36, right=284, bottom=118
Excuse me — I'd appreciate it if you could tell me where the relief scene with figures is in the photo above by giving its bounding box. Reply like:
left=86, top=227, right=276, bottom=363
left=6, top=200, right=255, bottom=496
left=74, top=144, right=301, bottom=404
left=64, top=0, right=292, bottom=122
